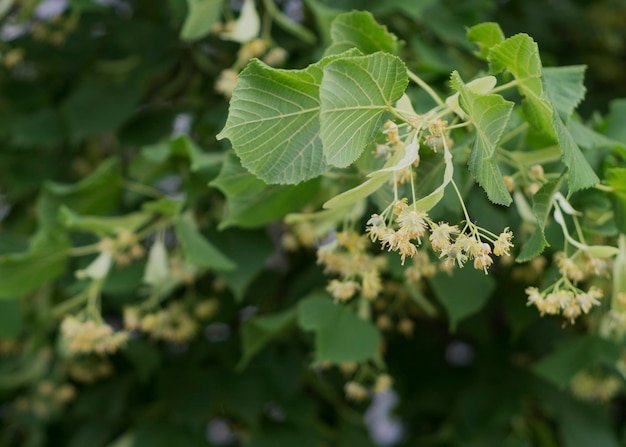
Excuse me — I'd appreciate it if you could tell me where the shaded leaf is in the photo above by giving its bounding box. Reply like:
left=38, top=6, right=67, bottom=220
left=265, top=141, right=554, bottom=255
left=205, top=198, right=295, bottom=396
left=466, top=22, right=505, bottom=59
left=532, top=336, right=621, bottom=388
left=428, top=267, right=495, bottom=331
left=238, top=308, right=297, bottom=370
left=175, top=216, right=236, bottom=271
left=542, top=65, right=586, bottom=120
left=298, top=294, right=381, bottom=364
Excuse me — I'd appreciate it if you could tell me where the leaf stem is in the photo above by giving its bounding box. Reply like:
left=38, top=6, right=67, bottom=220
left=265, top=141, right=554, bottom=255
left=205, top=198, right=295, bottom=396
left=407, top=70, right=445, bottom=107
left=491, top=79, right=519, bottom=94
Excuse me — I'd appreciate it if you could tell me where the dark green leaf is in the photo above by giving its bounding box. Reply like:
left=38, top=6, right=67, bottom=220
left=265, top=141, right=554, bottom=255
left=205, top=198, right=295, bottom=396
left=175, top=216, right=236, bottom=271
left=297, top=294, right=381, bottom=364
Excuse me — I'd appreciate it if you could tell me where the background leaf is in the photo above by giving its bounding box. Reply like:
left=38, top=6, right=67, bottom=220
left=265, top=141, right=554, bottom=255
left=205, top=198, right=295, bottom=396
left=297, top=294, right=381, bottom=364
left=324, top=10, right=400, bottom=56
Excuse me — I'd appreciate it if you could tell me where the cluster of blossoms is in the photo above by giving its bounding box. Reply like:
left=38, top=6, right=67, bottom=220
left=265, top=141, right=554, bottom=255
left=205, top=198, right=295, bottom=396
left=98, top=229, right=146, bottom=267
left=12, top=381, right=76, bottom=419
left=366, top=198, right=513, bottom=272
left=124, top=301, right=200, bottom=343
left=66, top=357, right=115, bottom=383
left=525, top=250, right=610, bottom=323
left=570, top=371, right=621, bottom=402
left=525, top=285, right=603, bottom=323
left=317, top=231, right=387, bottom=302
left=344, top=374, right=394, bottom=402
left=60, top=315, right=128, bottom=356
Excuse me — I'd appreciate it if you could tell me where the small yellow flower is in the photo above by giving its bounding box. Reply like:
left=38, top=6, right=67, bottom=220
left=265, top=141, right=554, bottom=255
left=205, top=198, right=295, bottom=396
left=429, top=222, right=459, bottom=251
left=326, top=279, right=360, bottom=302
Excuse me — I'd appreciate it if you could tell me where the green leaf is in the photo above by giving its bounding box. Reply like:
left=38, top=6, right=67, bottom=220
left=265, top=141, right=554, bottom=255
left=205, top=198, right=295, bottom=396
left=0, top=231, right=69, bottom=299
left=216, top=229, right=274, bottom=301
left=466, top=22, right=505, bottom=59
left=124, top=338, right=161, bottom=381
left=552, top=114, right=599, bottom=193
left=36, top=158, right=124, bottom=230
left=11, top=109, right=66, bottom=146
left=297, top=294, right=381, bottom=364
left=170, top=135, right=224, bottom=172
left=320, top=52, right=408, bottom=167
left=60, top=206, right=152, bottom=235
left=532, top=335, right=621, bottom=388
left=175, top=216, right=236, bottom=271
left=180, top=0, right=223, bottom=41
left=322, top=172, right=389, bottom=210
left=0, top=299, right=23, bottom=339
left=217, top=54, right=340, bottom=184
left=542, top=66, right=586, bottom=120
left=324, top=11, right=400, bottom=56
left=210, top=152, right=320, bottom=229
left=450, top=71, right=514, bottom=206
left=428, top=267, right=495, bottom=331
left=606, top=168, right=626, bottom=234
left=238, top=308, right=297, bottom=370
left=63, top=80, right=140, bottom=141
left=604, top=98, right=626, bottom=144
left=488, top=33, right=553, bottom=134
left=516, top=179, right=561, bottom=262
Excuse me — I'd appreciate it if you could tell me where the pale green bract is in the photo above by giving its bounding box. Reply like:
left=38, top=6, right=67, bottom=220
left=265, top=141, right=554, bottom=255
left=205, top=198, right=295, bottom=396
left=320, top=52, right=408, bottom=167
left=180, top=0, right=224, bottom=41
left=451, top=71, right=514, bottom=206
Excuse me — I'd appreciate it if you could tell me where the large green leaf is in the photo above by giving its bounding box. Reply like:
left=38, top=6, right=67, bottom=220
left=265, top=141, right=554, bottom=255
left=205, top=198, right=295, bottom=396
left=604, top=98, right=626, bottom=144
left=450, top=71, right=514, bottom=206
left=238, top=308, right=297, bottom=370
left=217, top=52, right=353, bottom=184
left=319, top=52, right=408, bottom=167
left=210, top=152, right=320, bottom=229
left=297, top=294, right=381, bottom=364
left=0, top=230, right=69, bottom=299
left=175, top=216, right=236, bottom=271
left=428, top=266, right=495, bottom=331
left=324, top=10, right=400, bottom=56
left=532, top=336, right=621, bottom=388
left=180, top=0, right=223, bottom=41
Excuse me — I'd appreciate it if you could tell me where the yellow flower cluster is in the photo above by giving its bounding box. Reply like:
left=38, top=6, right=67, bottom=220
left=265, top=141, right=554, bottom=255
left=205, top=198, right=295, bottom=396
left=125, top=302, right=198, bottom=343
left=60, top=315, right=128, bottom=356
left=317, top=230, right=387, bottom=302
left=99, top=229, right=146, bottom=267
left=555, top=251, right=609, bottom=283
left=570, top=371, right=621, bottom=402
left=12, top=381, right=76, bottom=419
left=343, top=374, right=393, bottom=402
left=366, top=198, right=513, bottom=272
left=66, top=358, right=114, bottom=383
left=525, top=285, right=603, bottom=323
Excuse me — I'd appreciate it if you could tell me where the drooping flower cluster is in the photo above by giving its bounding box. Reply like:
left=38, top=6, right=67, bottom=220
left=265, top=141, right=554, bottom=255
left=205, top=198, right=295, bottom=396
left=124, top=301, right=199, bottom=343
left=59, top=315, right=128, bottom=356
left=317, top=230, right=387, bottom=302
left=570, top=371, right=621, bottom=402
left=366, top=198, right=513, bottom=272
left=525, top=284, right=603, bottom=323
